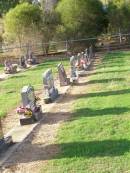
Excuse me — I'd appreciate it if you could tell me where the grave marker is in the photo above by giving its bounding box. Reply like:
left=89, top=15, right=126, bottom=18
left=19, top=56, right=27, bottom=68
left=70, top=56, right=79, bottom=83
left=43, top=69, right=58, bottom=104
left=17, top=85, right=42, bottom=125
left=57, top=63, right=70, bottom=86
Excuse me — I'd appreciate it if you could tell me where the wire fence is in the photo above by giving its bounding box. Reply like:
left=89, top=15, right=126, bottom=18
left=1, top=33, right=130, bottom=54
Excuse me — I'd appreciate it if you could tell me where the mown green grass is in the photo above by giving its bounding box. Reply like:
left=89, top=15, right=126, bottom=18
left=0, top=59, right=69, bottom=118
left=41, top=51, right=130, bottom=173
left=0, top=64, right=3, bottom=73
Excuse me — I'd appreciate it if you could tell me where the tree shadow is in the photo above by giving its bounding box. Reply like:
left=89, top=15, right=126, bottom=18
left=77, top=78, right=125, bottom=86
left=88, top=69, right=129, bottom=76
left=58, top=89, right=130, bottom=104
left=73, top=107, right=130, bottom=118
left=83, top=88, right=130, bottom=98
left=6, top=139, right=130, bottom=165
left=10, top=75, right=27, bottom=79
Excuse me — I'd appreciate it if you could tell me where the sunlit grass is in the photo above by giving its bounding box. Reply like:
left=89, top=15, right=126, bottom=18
left=0, top=59, right=69, bottom=118
left=41, top=51, right=130, bottom=173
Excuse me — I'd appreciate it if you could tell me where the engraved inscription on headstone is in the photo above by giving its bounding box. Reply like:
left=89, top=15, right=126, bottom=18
left=43, top=69, right=58, bottom=103
left=57, top=63, right=70, bottom=86
left=17, top=85, right=42, bottom=125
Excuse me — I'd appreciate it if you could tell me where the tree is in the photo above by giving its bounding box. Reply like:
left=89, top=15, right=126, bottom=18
left=4, top=3, right=42, bottom=48
left=0, top=0, right=19, bottom=15
left=40, top=10, right=60, bottom=54
left=107, top=0, right=130, bottom=33
left=56, top=0, right=107, bottom=40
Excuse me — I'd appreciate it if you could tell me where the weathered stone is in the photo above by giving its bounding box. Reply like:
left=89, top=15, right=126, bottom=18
left=43, top=69, right=58, bottom=103
left=17, top=85, right=42, bottom=125
left=57, top=63, right=70, bottom=86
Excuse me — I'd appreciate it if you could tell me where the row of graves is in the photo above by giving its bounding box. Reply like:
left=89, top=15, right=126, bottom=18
left=4, top=52, right=37, bottom=74
left=0, top=46, right=95, bottom=155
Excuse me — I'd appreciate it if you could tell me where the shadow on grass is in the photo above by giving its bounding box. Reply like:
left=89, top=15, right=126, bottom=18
left=77, top=78, right=125, bottom=86
left=58, top=139, right=130, bottom=158
left=88, top=69, right=129, bottom=76
left=10, top=75, right=27, bottom=79
left=29, top=59, right=69, bottom=72
left=9, top=139, right=130, bottom=164
left=82, top=88, right=130, bottom=98
left=74, top=107, right=130, bottom=118
left=58, top=89, right=130, bottom=104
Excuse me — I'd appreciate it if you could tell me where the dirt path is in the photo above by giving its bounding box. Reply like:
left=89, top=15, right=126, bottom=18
left=1, top=56, right=101, bottom=173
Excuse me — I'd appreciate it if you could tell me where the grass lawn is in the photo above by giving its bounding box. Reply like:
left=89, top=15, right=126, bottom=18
left=0, top=64, right=3, bottom=73
left=41, top=51, right=130, bottom=173
left=0, top=59, right=69, bottom=118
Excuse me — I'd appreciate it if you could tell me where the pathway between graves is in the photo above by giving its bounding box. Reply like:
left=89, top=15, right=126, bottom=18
left=0, top=55, right=102, bottom=173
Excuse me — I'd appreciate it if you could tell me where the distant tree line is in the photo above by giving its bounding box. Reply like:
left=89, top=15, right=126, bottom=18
left=1, top=0, right=130, bottom=53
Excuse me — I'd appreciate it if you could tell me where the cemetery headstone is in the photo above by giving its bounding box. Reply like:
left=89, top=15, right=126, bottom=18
left=57, top=63, right=70, bottom=86
left=43, top=69, right=58, bottom=104
left=4, top=60, right=17, bottom=74
left=19, top=56, right=27, bottom=68
left=0, top=119, right=13, bottom=152
left=89, top=45, right=93, bottom=59
left=27, top=52, right=37, bottom=65
left=70, top=56, right=79, bottom=83
left=17, top=85, right=42, bottom=125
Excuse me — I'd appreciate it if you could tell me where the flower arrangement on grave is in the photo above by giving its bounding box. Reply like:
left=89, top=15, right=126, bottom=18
left=35, top=96, right=40, bottom=102
left=16, top=106, right=33, bottom=117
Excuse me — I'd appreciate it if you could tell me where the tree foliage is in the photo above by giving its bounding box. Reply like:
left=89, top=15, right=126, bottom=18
left=107, top=0, right=130, bottom=33
left=4, top=3, right=42, bottom=45
left=56, top=0, right=107, bottom=39
left=0, top=0, right=19, bottom=15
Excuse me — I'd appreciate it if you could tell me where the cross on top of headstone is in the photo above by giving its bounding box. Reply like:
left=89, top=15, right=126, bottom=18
left=21, top=85, right=36, bottom=110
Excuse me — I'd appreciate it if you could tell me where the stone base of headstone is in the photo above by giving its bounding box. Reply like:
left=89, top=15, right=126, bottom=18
left=70, top=76, right=79, bottom=84
left=60, top=78, right=70, bottom=86
left=20, top=116, right=35, bottom=126
left=44, top=88, right=59, bottom=104
left=0, top=136, right=13, bottom=153
left=77, top=70, right=87, bottom=76
left=20, top=108, right=42, bottom=126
